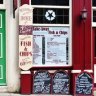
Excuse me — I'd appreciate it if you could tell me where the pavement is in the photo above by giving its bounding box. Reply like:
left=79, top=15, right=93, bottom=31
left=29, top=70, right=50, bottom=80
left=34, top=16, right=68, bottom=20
left=0, top=94, right=72, bottom=96
left=0, top=93, right=96, bottom=96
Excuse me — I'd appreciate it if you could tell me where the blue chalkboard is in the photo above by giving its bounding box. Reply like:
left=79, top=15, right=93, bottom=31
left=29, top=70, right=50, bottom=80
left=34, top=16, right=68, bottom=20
left=76, top=72, right=93, bottom=95
left=33, top=71, right=51, bottom=94
left=52, top=71, right=70, bottom=94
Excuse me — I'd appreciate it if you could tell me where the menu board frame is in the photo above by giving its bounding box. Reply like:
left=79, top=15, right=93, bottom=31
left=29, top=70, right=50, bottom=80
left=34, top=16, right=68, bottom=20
left=32, top=26, right=72, bottom=68
left=75, top=72, right=93, bottom=96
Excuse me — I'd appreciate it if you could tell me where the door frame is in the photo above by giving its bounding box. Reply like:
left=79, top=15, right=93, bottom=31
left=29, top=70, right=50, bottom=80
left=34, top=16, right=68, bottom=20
left=0, top=0, right=8, bottom=92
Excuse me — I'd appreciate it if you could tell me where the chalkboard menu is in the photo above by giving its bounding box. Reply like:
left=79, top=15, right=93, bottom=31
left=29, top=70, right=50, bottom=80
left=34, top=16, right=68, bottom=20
left=52, top=71, right=70, bottom=94
left=33, top=71, right=51, bottom=94
left=76, top=72, right=93, bottom=95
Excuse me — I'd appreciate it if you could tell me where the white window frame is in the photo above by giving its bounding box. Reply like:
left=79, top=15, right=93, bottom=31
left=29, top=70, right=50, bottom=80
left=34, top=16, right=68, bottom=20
left=30, top=0, right=72, bottom=67
left=0, top=0, right=6, bottom=9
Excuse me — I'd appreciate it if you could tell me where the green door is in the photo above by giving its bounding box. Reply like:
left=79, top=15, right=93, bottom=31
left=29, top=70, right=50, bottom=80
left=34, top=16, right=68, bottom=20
left=0, top=10, right=6, bottom=85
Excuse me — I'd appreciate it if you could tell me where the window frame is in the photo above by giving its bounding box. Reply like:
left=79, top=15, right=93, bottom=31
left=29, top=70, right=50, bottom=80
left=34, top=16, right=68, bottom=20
left=29, top=0, right=72, bottom=67
left=30, top=0, right=69, bottom=6
left=33, top=6, right=70, bottom=25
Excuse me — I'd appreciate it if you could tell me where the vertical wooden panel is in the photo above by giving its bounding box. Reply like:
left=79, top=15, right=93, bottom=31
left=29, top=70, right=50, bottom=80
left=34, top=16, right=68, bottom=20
left=72, top=0, right=84, bottom=70
left=85, top=0, right=92, bottom=69
left=72, top=0, right=92, bottom=70
left=0, top=10, right=6, bottom=85
left=20, top=72, right=32, bottom=94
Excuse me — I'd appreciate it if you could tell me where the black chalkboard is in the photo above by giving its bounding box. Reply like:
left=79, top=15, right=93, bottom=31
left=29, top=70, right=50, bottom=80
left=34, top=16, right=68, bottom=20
left=33, top=71, right=51, bottom=94
left=52, top=71, right=70, bottom=94
left=76, top=72, right=93, bottom=95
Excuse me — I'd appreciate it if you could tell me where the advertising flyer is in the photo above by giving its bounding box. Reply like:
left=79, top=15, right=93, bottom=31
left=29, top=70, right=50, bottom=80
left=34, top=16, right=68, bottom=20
left=32, top=26, right=70, bottom=67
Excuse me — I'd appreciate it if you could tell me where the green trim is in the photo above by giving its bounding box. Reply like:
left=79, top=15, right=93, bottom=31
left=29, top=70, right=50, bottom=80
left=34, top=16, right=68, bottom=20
left=0, top=10, right=6, bottom=85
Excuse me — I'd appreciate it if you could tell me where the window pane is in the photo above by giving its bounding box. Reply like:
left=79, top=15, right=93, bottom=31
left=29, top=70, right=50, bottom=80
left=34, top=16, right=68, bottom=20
left=33, top=8, right=69, bottom=24
left=64, top=16, right=69, bottom=24
left=93, top=0, right=96, bottom=6
left=95, top=31, right=96, bottom=57
left=31, top=0, right=69, bottom=6
left=93, top=10, right=96, bottom=22
left=0, top=0, right=3, bottom=4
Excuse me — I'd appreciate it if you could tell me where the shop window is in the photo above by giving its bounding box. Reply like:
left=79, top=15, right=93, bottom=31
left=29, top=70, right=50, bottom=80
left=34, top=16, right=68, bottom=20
left=31, top=0, right=72, bottom=67
left=95, top=30, right=96, bottom=57
left=92, top=0, right=96, bottom=26
left=31, top=0, right=69, bottom=6
left=93, top=10, right=96, bottom=22
left=93, top=28, right=96, bottom=63
left=0, top=0, right=3, bottom=4
left=93, top=0, right=96, bottom=7
left=33, top=8, right=69, bottom=24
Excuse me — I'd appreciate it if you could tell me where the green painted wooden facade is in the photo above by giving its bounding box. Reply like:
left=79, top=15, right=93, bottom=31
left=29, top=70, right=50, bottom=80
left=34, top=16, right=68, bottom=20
left=0, top=10, right=6, bottom=85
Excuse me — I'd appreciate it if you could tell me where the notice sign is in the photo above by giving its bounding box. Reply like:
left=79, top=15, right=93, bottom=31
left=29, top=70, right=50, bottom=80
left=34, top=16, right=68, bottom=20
left=19, top=5, right=33, bottom=70
left=33, top=71, right=51, bottom=94
left=76, top=72, right=93, bottom=95
left=32, top=26, right=70, bottom=67
left=19, top=4, right=33, bottom=25
left=19, top=35, right=33, bottom=70
left=52, top=71, right=70, bottom=94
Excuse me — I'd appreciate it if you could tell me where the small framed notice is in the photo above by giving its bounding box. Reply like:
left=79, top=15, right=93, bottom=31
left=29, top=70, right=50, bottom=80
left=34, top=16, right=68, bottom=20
left=75, top=72, right=93, bottom=95
left=33, top=70, right=51, bottom=94
left=52, top=70, right=70, bottom=94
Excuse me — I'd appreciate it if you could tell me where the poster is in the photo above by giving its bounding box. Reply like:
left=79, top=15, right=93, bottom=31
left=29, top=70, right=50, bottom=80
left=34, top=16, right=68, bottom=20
left=19, top=35, right=33, bottom=70
left=32, top=26, right=70, bottom=67
left=19, top=4, right=33, bottom=25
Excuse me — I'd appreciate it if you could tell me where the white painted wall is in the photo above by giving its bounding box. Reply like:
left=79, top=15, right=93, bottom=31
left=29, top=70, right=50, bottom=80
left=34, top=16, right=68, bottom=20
left=0, top=0, right=20, bottom=92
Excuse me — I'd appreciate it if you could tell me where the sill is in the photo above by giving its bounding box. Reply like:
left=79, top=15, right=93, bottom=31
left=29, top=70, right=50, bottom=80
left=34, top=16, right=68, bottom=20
left=0, top=86, right=8, bottom=92
left=92, top=22, right=96, bottom=27
left=0, top=5, right=6, bottom=9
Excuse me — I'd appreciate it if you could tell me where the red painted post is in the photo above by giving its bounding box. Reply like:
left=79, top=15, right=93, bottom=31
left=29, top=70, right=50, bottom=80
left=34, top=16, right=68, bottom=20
left=72, top=0, right=91, bottom=70
left=84, top=0, right=91, bottom=69
left=21, top=0, right=30, bottom=5
left=20, top=71, right=32, bottom=94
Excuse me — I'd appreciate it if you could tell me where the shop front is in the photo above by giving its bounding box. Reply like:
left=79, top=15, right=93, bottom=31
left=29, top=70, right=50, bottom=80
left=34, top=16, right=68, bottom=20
left=0, top=0, right=95, bottom=95
left=19, top=0, right=93, bottom=95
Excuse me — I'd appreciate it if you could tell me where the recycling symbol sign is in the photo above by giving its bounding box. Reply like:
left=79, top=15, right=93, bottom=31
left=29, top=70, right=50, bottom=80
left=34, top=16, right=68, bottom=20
left=45, top=10, right=56, bottom=21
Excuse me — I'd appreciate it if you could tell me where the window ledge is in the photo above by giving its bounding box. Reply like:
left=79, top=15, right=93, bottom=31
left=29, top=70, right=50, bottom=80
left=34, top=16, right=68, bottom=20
left=92, top=22, right=96, bottom=27
left=0, top=5, right=6, bottom=9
